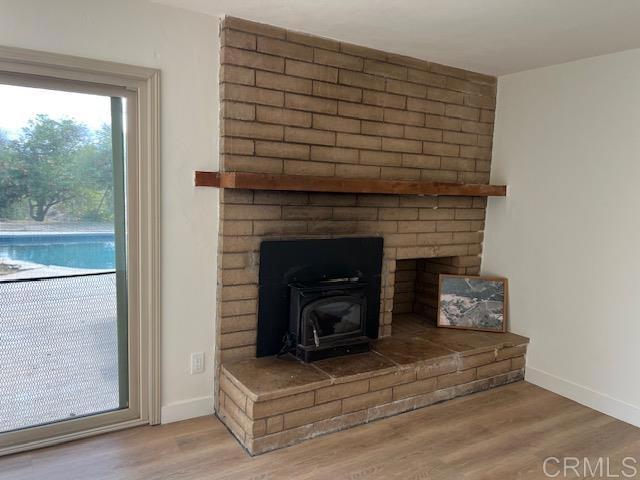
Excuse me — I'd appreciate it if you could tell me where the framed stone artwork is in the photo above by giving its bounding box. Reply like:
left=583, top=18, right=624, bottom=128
left=437, top=274, right=508, bottom=333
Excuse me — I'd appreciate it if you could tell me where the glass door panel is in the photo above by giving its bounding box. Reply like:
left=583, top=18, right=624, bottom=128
left=0, top=83, right=129, bottom=434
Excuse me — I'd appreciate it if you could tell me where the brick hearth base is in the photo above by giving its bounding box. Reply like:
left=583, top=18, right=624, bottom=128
left=218, top=314, right=529, bottom=455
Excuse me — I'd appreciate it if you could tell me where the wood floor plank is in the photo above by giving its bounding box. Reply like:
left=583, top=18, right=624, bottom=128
left=2, top=382, right=639, bottom=480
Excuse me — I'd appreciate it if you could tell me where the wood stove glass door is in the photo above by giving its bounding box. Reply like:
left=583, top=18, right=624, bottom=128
left=301, top=295, right=365, bottom=347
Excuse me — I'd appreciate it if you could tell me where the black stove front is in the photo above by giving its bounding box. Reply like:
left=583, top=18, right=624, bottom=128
left=288, top=278, right=370, bottom=362
left=256, top=237, right=383, bottom=361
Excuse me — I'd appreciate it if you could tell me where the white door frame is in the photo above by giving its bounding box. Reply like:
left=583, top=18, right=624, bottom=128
left=0, top=46, right=161, bottom=455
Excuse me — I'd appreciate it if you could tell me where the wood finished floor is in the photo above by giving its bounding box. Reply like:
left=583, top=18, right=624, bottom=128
left=2, top=382, right=640, bottom=480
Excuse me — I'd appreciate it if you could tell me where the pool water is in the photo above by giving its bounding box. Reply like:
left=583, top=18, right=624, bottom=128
left=0, top=233, right=116, bottom=270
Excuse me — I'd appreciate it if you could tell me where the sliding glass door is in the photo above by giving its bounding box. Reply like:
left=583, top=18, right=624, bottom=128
left=0, top=76, right=142, bottom=450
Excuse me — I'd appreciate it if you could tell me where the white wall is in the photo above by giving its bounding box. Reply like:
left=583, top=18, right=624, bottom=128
left=0, top=0, right=220, bottom=423
left=484, top=48, right=640, bottom=427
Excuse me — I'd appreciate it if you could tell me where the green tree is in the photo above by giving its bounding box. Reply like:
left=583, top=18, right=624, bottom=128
left=86, top=123, right=114, bottom=220
left=0, top=116, right=115, bottom=222
left=68, top=123, right=114, bottom=221
left=13, top=115, right=91, bottom=221
left=0, top=129, right=27, bottom=213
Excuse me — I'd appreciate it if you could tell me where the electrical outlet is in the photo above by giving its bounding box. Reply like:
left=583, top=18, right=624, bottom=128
left=190, top=352, right=205, bottom=374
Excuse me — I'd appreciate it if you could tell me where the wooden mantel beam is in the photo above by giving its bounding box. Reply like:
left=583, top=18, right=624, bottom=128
left=194, top=171, right=507, bottom=197
left=194, top=171, right=221, bottom=187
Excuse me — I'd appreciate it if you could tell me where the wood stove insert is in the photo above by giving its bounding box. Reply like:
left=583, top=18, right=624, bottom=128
left=288, top=278, right=370, bottom=362
left=257, top=237, right=383, bottom=360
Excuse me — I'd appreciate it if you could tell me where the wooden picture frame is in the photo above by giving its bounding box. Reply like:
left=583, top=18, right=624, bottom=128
left=437, top=274, right=508, bottom=333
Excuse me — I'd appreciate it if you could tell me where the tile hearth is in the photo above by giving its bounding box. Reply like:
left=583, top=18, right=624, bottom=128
left=218, top=314, right=529, bottom=455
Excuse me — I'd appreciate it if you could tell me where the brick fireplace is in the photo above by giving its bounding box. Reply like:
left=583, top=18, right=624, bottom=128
left=212, top=16, right=528, bottom=454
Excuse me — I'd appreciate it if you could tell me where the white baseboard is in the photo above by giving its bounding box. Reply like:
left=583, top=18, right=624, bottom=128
left=526, top=366, right=640, bottom=428
left=161, top=396, right=214, bottom=424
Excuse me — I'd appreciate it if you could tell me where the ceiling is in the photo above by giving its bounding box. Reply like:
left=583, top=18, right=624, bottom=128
left=153, top=0, right=640, bottom=76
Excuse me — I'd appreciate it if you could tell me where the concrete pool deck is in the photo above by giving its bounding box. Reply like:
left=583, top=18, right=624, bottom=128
left=0, top=270, right=120, bottom=433
left=0, top=259, right=111, bottom=280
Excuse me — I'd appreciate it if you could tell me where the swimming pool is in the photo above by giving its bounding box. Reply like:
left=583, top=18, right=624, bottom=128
left=0, top=232, right=115, bottom=269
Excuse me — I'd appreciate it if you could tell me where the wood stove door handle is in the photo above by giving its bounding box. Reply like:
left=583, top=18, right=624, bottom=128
left=310, top=314, right=321, bottom=348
